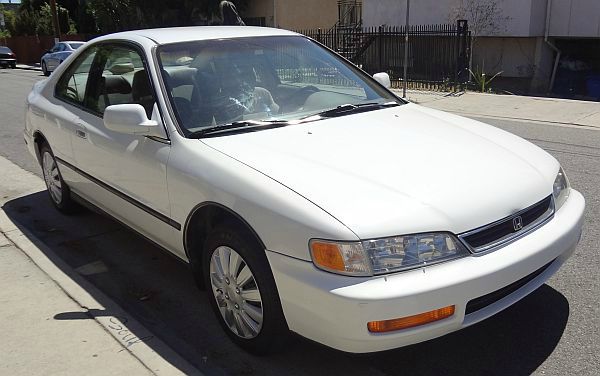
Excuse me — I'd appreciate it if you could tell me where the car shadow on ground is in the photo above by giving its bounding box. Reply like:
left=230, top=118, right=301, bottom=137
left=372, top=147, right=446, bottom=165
left=3, top=191, right=570, bottom=376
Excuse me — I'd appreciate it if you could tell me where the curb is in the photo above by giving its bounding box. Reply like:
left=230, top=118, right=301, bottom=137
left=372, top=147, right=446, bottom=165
left=15, top=64, right=42, bottom=72
left=0, top=209, right=202, bottom=376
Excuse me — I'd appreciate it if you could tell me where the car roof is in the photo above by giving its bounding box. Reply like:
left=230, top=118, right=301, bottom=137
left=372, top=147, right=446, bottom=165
left=93, top=26, right=299, bottom=45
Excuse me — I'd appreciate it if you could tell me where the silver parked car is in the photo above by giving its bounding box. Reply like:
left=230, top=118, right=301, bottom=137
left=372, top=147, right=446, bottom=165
left=41, top=41, right=85, bottom=76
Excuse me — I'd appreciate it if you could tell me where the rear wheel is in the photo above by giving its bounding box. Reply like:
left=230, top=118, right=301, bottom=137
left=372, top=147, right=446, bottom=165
left=40, top=143, right=79, bottom=214
left=202, top=225, right=289, bottom=355
left=42, top=61, right=49, bottom=76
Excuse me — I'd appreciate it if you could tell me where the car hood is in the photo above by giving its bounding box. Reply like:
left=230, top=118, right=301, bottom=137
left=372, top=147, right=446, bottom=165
left=201, top=103, right=557, bottom=239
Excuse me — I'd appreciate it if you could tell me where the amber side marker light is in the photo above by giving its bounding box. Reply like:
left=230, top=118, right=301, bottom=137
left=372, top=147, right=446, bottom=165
left=367, top=305, right=456, bottom=333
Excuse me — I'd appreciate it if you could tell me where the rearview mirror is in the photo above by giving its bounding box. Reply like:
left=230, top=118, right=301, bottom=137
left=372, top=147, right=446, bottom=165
left=373, top=72, right=391, bottom=89
left=104, top=104, right=164, bottom=138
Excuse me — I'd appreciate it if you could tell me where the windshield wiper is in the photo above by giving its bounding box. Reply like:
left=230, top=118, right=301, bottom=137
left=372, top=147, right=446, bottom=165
left=303, top=102, right=400, bottom=120
left=188, top=119, right=290, bottom=138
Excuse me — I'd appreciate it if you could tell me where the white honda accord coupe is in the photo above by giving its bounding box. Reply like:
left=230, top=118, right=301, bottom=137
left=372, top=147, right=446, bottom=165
left=24, top=26, right=585, bottom=354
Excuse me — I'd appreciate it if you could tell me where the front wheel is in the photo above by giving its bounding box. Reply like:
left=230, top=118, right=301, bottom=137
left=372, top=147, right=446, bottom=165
left=202, top=226, right=289, bottom=355
left=42, top=61, right=49, bottom=76
left=40, top=143, right=79, bottom=214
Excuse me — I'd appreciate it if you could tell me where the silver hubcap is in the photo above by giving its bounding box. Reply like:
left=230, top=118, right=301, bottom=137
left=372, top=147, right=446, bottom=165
left=42, top=151, right=62, bottom=204
left=209, top=246, right=263, bottom=339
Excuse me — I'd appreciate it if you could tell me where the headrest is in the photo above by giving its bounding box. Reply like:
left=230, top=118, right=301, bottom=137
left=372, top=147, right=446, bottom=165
left=165, top=67, right=197, bottom=87
left=132, top=70, right=152, bottom=98
left=103, top=75, right=132, bottom=95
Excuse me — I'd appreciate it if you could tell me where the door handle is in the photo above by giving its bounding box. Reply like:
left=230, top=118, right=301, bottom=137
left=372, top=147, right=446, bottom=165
left=75, top=129, right=87, bottom=139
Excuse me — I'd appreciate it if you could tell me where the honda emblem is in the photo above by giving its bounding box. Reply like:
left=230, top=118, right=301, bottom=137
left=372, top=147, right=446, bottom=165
left=513, top=216, right=524, bottom=231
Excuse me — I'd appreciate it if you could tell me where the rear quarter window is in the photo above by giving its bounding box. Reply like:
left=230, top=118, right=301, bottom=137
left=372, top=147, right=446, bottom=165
left=55, top=47, right=98, bottom=106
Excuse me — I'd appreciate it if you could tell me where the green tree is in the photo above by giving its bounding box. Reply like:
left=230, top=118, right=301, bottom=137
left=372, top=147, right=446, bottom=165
left=85, top=0, right=250, bottom=33
left=37, top=3, right=78, bottom=35
left=14, top=0, right=78, bottom=36
left=0, top=6, right=18, bottom=38
left=86, top=0, right=136, bottom=33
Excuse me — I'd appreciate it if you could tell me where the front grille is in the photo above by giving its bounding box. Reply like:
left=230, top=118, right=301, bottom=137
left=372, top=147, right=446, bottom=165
left=459, top=196, right=554, bottom=253
left=465, top=259, right=554, bottom=315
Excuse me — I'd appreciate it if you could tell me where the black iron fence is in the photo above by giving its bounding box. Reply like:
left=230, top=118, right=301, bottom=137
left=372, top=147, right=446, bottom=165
left=296, top=21, right=471, bottom=91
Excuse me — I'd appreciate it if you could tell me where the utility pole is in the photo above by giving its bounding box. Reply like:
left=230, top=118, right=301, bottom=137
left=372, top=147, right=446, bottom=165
left=402, top=0, right=410, bottom=98
left=49, top=0, right=61, bottom=43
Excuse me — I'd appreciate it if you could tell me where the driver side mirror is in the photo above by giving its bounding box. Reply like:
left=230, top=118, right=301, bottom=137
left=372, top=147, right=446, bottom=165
left=373, top=72, right=391, bottom=89
left=104, top=104, right=165, bottom=138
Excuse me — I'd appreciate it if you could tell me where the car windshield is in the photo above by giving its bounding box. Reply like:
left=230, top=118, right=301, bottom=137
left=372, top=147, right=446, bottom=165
left=0, top=46, right=12, bottom=54
left=68, top=42, right=84, bottom=50
left=157, top=36, right=401, bottom=136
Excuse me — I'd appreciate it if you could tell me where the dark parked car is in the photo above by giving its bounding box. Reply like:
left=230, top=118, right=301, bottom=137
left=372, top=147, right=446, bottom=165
left=41, top=41, right=85, bottom=76
left=0, top=46, right=17, bottom=68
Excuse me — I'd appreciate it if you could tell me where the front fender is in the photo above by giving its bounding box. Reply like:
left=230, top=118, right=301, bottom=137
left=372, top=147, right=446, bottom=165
left=168, top=138, right=359, bottom=261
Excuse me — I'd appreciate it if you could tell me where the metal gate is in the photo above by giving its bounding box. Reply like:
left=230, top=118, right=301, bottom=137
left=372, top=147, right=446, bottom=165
left=297, top=20, right=471, bottom=91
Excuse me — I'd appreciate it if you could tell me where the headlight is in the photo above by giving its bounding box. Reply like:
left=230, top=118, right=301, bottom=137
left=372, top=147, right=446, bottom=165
left=310, top=233, right=469, bottom=276
left=553, top=167, right=570, bottom=210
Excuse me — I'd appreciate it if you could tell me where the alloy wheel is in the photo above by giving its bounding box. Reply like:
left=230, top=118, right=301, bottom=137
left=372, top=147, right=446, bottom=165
left=209, top=246, right=263, bottom=339
left=42, top=151, right=62, bottom=204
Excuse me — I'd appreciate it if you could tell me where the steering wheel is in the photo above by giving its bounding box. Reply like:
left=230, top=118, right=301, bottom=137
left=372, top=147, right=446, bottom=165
left=65, top=86, right=79, bottom=101
left=280, top=85, right=319, bottom=113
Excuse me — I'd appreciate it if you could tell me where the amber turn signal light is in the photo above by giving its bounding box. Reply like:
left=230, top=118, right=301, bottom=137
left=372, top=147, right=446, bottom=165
left=310, top=241, right=345, bottom=272
left=367, top=305, right=455, bottom=333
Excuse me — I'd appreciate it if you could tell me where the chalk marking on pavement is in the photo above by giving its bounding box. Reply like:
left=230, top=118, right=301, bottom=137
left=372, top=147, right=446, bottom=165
left=0, top=155, right=201, bottom=376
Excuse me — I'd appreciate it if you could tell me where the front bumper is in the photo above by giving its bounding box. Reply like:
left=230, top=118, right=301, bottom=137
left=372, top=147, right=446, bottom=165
left=266, top=190, right=585, bottom=353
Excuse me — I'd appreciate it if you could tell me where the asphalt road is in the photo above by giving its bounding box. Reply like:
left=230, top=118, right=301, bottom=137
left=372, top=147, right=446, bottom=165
left=1, top=68, right=599, bottom=375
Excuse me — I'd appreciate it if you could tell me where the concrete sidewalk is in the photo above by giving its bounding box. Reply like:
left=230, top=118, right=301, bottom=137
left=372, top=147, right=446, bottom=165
left=0, top=156, right=201, bottom=376
left=0, top=231, right=154, bottom=375
left=394, top=90, right=600, bottom=129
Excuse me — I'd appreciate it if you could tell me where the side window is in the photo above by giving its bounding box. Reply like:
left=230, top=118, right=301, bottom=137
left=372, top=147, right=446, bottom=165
left=83, top=45, right=155, bottom=118
left=55, top=46, right=98, bottom=105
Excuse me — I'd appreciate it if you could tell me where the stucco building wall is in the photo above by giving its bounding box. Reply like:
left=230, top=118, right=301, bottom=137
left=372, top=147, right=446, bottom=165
left=362, top=0, right=600, bottom=94
left=362, top=0, right=600, bottom=38
left=244, top=0, right=339, bottom=30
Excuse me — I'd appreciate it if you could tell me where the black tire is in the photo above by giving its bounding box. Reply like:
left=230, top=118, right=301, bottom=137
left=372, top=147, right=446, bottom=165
left=39, top=143, right=80, bottom=214
left=11, top=63, right=16, bottom=69
left=201, top=225, right=289, bottom=355
left=42, top=61, right=50, bottom=76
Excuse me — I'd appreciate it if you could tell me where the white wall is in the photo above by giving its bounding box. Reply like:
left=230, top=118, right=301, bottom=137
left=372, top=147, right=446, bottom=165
left=362, top=0, right=459, bottom=28
left=548, top=0, right=600, bottom=37
left=362, top=0, right=600, bottom=37
left=471, top=37, right=538, bottom=77
left=362, top=0, right=534, bottom=36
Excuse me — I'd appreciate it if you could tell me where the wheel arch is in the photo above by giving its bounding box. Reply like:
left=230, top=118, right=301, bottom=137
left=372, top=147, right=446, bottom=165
left=33, top=130, right=49, bottom=164
left=183, top=202, right=267, bottom=278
